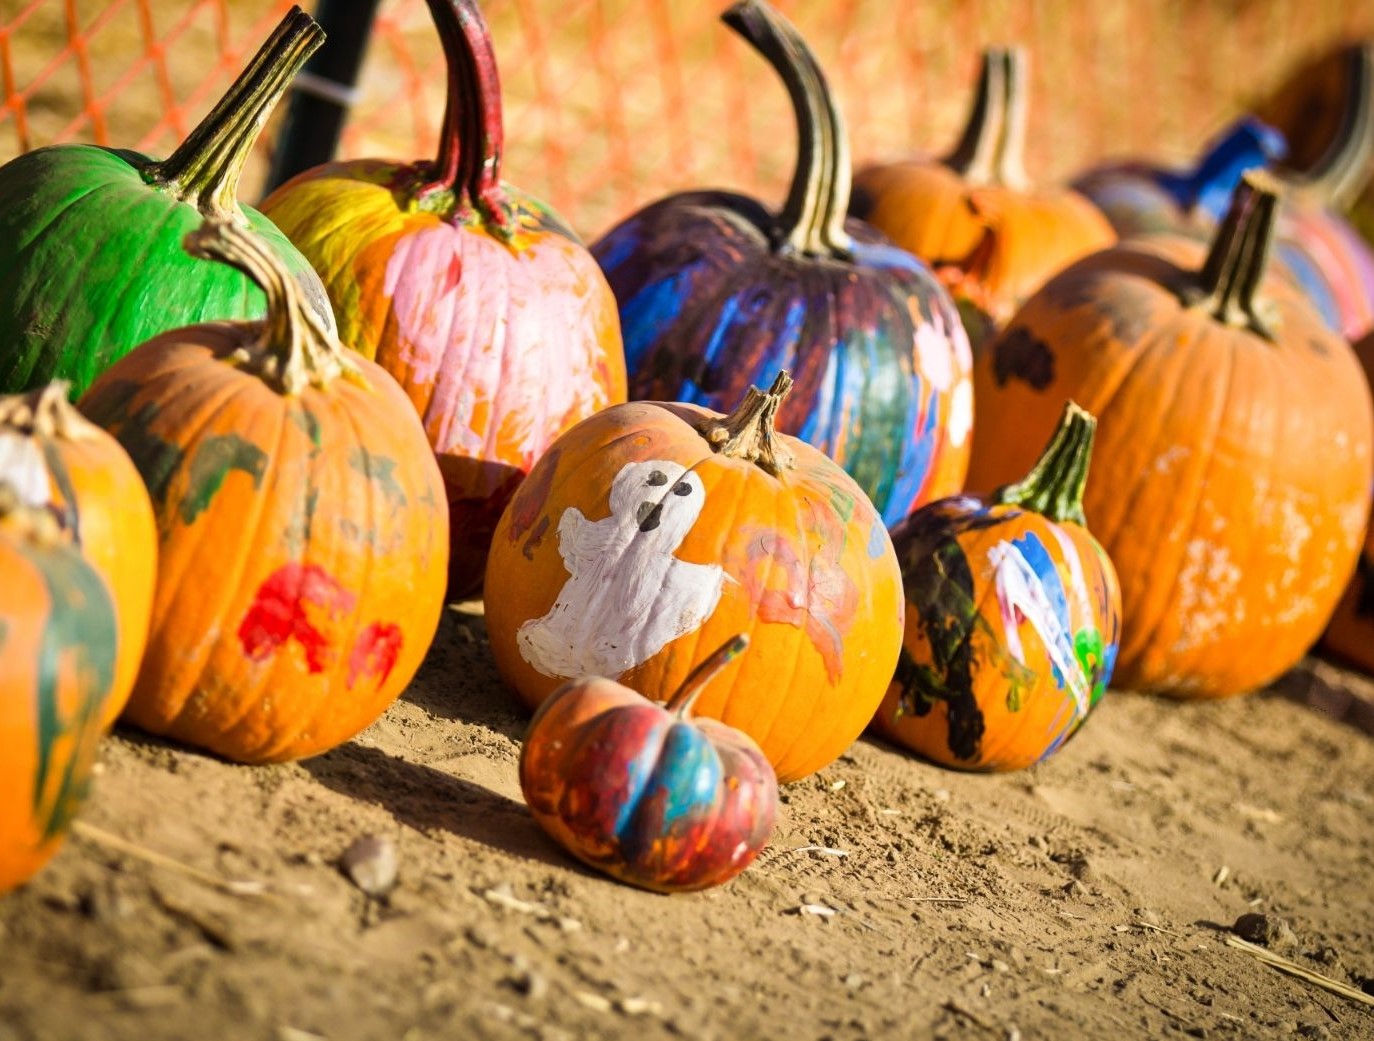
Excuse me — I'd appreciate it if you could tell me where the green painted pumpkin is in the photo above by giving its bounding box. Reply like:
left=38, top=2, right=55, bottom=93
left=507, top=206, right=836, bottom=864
left=0, top=7, right=331, bottom=398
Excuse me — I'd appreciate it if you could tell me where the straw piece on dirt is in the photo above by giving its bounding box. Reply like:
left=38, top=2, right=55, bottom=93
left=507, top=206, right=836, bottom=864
left=1132, top=919, right=1184, bottom=938
left=791, top=845, right=849, bottom=857
left=72, top=821, right=284, bottom=899
left=1223, top=934, right=1374, bottom=1009
left=910, top=896, right=969, bottom=905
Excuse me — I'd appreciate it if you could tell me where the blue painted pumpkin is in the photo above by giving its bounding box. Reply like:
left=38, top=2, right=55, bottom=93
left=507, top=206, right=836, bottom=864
left=591, top=0, right=971, bottom=528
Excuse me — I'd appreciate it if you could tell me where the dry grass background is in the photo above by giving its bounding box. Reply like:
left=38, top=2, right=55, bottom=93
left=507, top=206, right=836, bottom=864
left=3, top=0, right=1373, bottom=239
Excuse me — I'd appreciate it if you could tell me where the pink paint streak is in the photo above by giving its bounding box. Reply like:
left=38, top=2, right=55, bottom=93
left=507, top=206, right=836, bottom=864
left=348, top=622, right=404, bottom=690
left=238, top=563, right=356, bottom=673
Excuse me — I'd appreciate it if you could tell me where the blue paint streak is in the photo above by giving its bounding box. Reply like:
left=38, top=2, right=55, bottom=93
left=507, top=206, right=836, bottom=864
left=867, top=513, right=888, bottom=559
left=620, top=275, right=694, bottom=374
left=618, top=723, right=721, bottom=863
left=1154, top=116, right=1287, bottom=221
left=1009, top=530, right=1071, bottom=688
left=883, top=385, right=937, bottom=528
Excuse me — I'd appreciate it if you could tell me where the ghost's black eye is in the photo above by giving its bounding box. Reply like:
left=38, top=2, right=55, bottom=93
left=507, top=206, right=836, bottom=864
left=672, top=481, right=692, bottom=496
left=646, top=470, right=668, bottom=486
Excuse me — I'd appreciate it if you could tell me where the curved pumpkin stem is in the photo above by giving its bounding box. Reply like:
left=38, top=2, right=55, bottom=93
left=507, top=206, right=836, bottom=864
left=722, top=1, right=851, bottom=258
left=416, top=0, right=514, bottom=238
left=665, top=635, right=750, bottom=719
left=700, top=370, right=797, bottom=476
left=0, top=382, right=98, bottom=439
left=993, top=401, right=1096, bottom=526
left=946, top=48, right=1030, bottom=192
left=1190, top=170, right=1281, bottom=340
left=1289, top=43, right=1374, bottom=210
left=182, top=220, right=363, bottom=396
left=146, top=8, right=322, bottom=220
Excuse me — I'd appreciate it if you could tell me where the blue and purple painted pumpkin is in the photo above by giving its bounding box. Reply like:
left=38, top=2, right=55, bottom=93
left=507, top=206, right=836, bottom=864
left=872, top=402, right=1121, bottom=772
left=519, top=636, right=777, bottom=893
left=591, top=0, right=972, bottom=528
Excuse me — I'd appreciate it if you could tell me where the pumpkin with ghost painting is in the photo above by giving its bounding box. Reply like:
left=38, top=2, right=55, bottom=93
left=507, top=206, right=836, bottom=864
left=484, top=372, right=904, bottom=783
left=872, top=402, right=1121, bottom=771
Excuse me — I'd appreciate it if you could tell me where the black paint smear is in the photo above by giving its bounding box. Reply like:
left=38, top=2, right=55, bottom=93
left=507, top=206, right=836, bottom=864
left=637, top=501, right=662, bottom=532
left=993, top=327, right=1056, bottom=389
left=896, top=538, right=986, bottom=762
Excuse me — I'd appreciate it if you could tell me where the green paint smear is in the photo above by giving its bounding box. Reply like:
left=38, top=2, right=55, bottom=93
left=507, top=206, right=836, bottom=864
left=288, top=403, right=322, bottom=449
left=181, top=433, right=268, bottom=524
left=25, top=538, right=118, bottom=841
left=1074, top=628, right=1109, bottom=706
left=348, top=446, right=407, bottom=506
left=81, top=380, right=185, bottom=519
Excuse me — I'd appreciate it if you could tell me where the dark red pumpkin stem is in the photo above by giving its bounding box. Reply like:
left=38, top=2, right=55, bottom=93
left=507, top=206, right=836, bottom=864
left=145, top=8, right=323, bottom=218
left=993, top=401, right=1096, bottom=526
left=0, top=382, right=96, bottom=439
left=183, top=220, right=362, bottom=396
left=1289, top=43, right=1374, bottom=209
left=722, top=0, right=852, bottom=258
left=700, top=370, right=797, bottom=476
left=946, top=47, right=1030, bottom=191
left=665, top=635, right=750, bottom=719
left=415, top=0, right=514, bottom=238
left=1192, top=169, right=1280, bottom=339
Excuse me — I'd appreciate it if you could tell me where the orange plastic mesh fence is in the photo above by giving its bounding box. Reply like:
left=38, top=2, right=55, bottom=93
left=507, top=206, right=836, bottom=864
left=2, top=0, right=1372, bottom=239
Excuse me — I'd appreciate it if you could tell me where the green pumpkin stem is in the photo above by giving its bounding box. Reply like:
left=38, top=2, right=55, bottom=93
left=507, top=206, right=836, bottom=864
left=1290, top=43, right=1374, bottom=209
left=417, top=0, right=514, bottom=237
left=182, top=220, right=361, bottom=396
left=1191, top=169, right=1280, bottom=339
left=0, top=382, right=97, bottom=439
left=145, top=8, right=323, bottom=219
left=0, top=481, right=63, bottom=547
left=993, top=401, right=1096, bottom=525
left=723, top=1, right=852, bottom=258
left=946, top=47, right=1030, bottom=190
left=700, top=370, right=797, bottom=476
left=665, top=635, right=750, bottom=719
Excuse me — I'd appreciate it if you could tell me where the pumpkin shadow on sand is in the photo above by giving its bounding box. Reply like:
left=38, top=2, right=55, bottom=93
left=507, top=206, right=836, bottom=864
left=300, top=742, right=574, bottom=873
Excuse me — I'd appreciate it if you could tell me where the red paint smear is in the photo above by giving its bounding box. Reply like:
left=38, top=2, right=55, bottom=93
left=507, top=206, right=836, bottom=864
left=506, top=447, right=560, bottom=543
left=238, top=563, right=356, bottom=673
left=348, top=622, right=404, bottom=690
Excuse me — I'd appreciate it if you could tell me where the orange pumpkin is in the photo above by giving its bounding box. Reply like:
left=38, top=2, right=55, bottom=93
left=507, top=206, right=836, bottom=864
left=0, top=383, right=156, bottom=726
left=1322, top=330, right=1374, bottom=674
left=79, top=220, right=449, bottom=763
left=0, top=484, right=119, bottom=893
left=484, top=372, right=904, bottom=783
left=873, top=403, right=1121, bottom=771
left=966, top=171, right=1374, bottom=699
left=850, top=47, right=1115, bottom=344
left=260, top=0, right=626, bottom=598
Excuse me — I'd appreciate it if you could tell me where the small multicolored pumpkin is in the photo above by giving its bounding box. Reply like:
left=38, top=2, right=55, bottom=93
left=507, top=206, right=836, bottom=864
left=0, top=483, right=120, bottom=893
left=484, top=371, right=905, bottom=783
left=521, top=635, right=776, bottom=893
left=0, top=383, right=157, bottom=726
left=851, top=47, right=1116, bottom=345
left=1321, top=331, right=1374, bottom=675
left=591, top=0, right=972, bottom=527
left=260, top=0, right=626, bottom=597
left=0, top=8, right=331, bottom=398
left=872, top=403, right=1120, bottom=772
left=967, top=172, right=1374, bottom=699
left=79, top=220, right=449, bottom=763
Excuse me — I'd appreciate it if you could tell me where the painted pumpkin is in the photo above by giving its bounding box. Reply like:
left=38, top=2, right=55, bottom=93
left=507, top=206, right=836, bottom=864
left=591, top=0, right=971, bottom=528
left=1321, top=331, right=1374, bottom=675
left=0, top=484, right=120, bottom=893
left=484, top=371, right=905, bottom=783
left=1072, top=118, right=1288, bottom=239
left=966, top=171, right=1374, bottom=699
left=260, top=0, right=626, bottom=598
left=79, top=220, right=449, bottom=764
left=0, top=383, right=156, bottom=726
left=872, top=402, right=1121, bottom=772
left=850, top=47, right=1116, bottom=345
left=521, top=635, right=776, bottom=893
left=0, top=8, right=332, bottom=398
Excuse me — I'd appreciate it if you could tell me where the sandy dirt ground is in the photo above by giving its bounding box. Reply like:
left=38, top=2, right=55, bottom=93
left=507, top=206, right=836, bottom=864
left=1, top=603, right=1372, bottom=1041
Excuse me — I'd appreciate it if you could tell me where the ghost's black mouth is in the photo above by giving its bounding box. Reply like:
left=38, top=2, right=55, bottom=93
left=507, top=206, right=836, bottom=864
left=637, top=501, right=663, bottom=532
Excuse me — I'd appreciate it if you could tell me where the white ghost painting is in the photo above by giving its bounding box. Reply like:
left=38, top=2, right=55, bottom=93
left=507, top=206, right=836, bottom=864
left=517, top=459, right=726, bottom=679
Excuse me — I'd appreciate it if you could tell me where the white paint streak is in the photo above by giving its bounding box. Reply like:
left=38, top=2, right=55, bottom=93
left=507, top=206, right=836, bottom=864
left=988, top=540, right=1090, bottom=716
left=0, top=432, right=49, bottom=506
left=518, top=460, right=724, bottom=678
left=948, top=379, right=973, bottom=448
